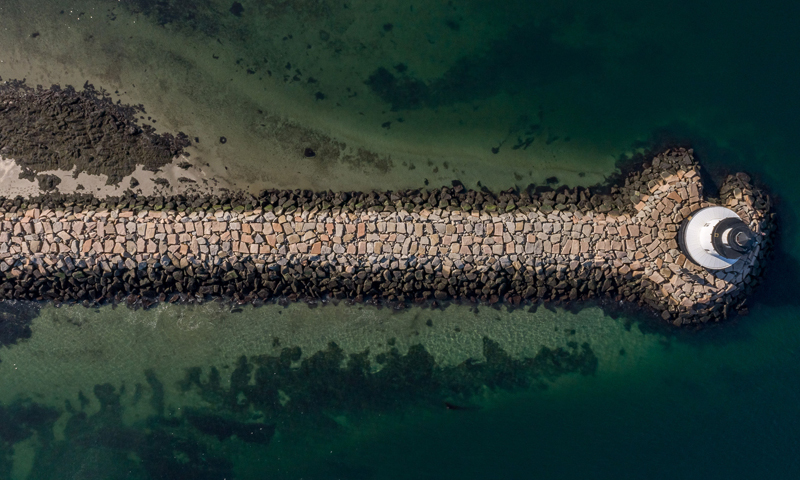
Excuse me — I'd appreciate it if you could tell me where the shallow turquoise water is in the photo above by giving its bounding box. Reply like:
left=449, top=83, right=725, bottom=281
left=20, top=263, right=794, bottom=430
left=1, top=1, right=800, bottom=479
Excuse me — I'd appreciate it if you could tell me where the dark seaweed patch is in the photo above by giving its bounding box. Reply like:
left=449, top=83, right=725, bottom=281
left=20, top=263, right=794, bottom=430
left=365, top=67, right=429, bottom=111
left=365, top=22, right=600, bottom=111
left=127, top=0, right=221, bottom=35
left=27, top=383, right=232, bottom=480
left=229, top=2, right=244, bottom=17
left=0, top=400, right=59, bottom=477
left=0, top=335, right=595, bottom=476
left=185, top=411, right=276, bottom=444
left=145, top=369, right=165, bottom=416
left=0, top=301, right=40, bottom=350
left=179, top=337, right=597, bottom=427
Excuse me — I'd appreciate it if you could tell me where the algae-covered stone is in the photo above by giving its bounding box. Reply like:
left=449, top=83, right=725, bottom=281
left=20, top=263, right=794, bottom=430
left=223, top=271, right=239, bottom=282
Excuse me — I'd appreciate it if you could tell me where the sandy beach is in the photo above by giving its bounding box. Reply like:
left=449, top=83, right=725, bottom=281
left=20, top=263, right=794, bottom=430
left=0, top=0, right=631, bottom=198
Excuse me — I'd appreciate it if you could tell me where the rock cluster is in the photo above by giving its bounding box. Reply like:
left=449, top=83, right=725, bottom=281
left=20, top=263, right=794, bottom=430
left=0, top=148, right=774, bottom=325
left=0, top=79, right=190, bottom=183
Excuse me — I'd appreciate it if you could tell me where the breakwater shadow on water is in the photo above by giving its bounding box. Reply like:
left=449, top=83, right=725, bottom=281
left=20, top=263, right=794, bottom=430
left=535, top=294, right=758, bottom=349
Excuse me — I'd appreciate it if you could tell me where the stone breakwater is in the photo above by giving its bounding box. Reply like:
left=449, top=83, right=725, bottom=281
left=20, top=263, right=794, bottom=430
left=0, top=148, right=774, bottom=325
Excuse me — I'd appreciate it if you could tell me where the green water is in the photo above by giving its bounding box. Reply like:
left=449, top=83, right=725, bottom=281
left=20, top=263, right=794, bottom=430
left=1, top=0, right=800, bottom=478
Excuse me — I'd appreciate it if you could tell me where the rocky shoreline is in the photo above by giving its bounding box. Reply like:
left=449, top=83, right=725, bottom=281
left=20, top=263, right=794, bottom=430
left=0, top=79, right=191, bottom=185
left=0, top=148, right=775, bottom=325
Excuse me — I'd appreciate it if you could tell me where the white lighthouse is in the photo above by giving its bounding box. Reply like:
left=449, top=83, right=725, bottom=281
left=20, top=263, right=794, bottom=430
left=678, top=206, right=757, bottom=270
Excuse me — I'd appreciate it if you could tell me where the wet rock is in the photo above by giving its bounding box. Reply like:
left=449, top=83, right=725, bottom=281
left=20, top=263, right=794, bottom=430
left=0, top=80, right=190, bottom=184
left=36, top=174, right=61, bottom=192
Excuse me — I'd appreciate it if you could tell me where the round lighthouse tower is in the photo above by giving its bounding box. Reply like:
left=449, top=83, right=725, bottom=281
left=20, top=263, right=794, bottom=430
left=678, top=206, right=757, bottom=270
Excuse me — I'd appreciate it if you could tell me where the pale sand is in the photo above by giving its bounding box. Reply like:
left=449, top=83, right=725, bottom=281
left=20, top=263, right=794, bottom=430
left=0, top=155, right=233, bottom=198
left=0, top=0, right=636, bottom=195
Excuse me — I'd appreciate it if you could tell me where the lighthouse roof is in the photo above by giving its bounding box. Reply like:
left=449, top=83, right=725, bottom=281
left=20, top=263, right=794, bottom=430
left=680, top=206, right=745, bottom=270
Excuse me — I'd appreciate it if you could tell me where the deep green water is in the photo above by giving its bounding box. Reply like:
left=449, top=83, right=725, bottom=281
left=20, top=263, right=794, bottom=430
left=1, top=1, right=800, bottom=479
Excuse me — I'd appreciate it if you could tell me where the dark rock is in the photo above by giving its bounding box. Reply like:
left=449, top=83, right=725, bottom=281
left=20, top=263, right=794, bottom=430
left=0, top=80, right=190, bottom=184
left=36, top=174, right=61, bottom=192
